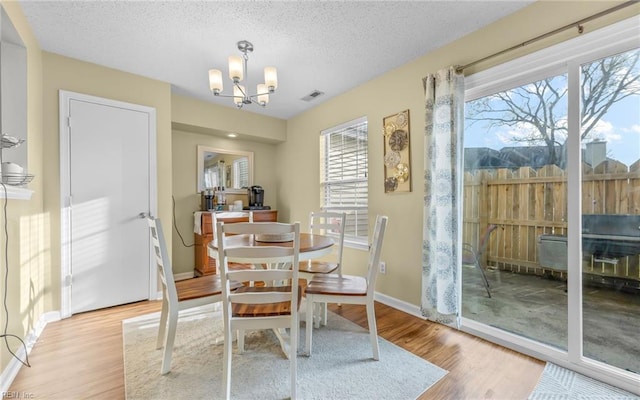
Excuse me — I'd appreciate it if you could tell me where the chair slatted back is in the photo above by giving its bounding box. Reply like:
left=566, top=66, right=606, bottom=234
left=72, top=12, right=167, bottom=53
left=216, top=222, right=301, bottom=317
left=308, top=211, right=346, bottom=273
left=211, top=211, right=253, bottom=238
left=365, top=215, right=388, bottom=297
left=148, top=217, right=178, bottom=304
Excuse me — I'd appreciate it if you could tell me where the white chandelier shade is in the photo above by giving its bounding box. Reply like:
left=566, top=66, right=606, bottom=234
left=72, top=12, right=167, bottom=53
left=264, top=67, right=278, bottom=91
left=228, top=56, right=243, bottom=81
left=208, top=40, right=277, bottom=108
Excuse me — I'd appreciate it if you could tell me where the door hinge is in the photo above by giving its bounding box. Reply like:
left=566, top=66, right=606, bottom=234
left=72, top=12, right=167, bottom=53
left=67, top=117, right=72, bottom=128
left=65, top=274, right=73, bottom=287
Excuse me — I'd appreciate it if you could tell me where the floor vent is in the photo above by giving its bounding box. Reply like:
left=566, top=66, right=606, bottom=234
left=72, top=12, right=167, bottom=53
left=301, top=90, right=325, bottom=102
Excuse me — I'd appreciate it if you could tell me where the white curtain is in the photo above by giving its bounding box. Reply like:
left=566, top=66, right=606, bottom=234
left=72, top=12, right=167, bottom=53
left=421, top=66, right=465, bottom=327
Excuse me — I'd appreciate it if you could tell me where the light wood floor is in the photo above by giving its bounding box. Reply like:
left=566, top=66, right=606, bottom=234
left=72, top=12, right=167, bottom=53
left=8, top=300, right=544, bottom=399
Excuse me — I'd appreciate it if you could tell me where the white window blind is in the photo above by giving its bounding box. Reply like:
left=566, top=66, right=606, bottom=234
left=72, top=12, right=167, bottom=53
left=233, top=157, right=249, bottom=188
left=320, top=117, right=368, bottom=244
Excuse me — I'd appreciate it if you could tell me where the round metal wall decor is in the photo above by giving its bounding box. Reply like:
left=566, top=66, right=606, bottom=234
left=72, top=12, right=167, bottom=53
left=394, top=163, right=409, bottom=183
left=388, top=130, right=408, bottom=151
left=384, top=151, right=401, bottom=169
left=383, top=122, right=397, bottom=137
left=395, top=111, right=408, bottom=128
left=384, top=177, right=398, bottom=192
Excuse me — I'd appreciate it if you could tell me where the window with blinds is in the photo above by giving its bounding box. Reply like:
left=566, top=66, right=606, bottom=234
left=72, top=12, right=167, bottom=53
left=320, top=116, right=368, bottom=245
left=233, top=157, right=249, bottom=188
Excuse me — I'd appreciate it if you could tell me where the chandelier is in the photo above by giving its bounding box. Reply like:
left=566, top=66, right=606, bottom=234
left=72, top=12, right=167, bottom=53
left=208, top=40, right=278, bottom=108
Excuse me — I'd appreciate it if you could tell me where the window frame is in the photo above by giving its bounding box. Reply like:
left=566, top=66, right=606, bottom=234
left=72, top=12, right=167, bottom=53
left=320, top=116, right=369, bottom=249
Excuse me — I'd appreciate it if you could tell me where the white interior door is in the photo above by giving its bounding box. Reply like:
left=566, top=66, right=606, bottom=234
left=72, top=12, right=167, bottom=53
left=60, top=91, right=157, bottom=315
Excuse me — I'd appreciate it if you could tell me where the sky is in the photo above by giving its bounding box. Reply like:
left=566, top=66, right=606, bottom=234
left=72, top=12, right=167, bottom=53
left=464, top=63, right=640, bottom=168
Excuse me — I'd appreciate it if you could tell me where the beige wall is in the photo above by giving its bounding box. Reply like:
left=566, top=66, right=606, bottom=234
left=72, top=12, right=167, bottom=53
left=278, top=1, right=640, bottom=306
left=172, top=94, right=286, bottom=143
left=171, top=128, right=278, bottom=274
left=0, top=0, right=45, bottom=374
left=40, top=52, right=173, bottom=309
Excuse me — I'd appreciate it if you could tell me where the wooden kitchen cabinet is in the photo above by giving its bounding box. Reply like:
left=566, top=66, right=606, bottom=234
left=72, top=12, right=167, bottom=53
left=194, top=210, right=277, bottom=276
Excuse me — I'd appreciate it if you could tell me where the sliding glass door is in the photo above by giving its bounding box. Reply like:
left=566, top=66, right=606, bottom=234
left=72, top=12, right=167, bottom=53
left=462, top=70, right=569, bottom=352
left=460, top=17, right=639, bottom=392
left=579, top=49, right=640, bottom=375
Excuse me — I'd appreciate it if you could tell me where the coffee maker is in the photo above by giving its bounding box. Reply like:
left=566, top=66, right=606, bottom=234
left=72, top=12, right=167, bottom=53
left=249, top=185, right=264, bottom=207
left=200, top=189, right=214, bottom=211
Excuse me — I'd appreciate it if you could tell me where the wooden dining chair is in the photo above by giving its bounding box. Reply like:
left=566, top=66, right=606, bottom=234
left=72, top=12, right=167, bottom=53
left=216, top=221, right=301, bottom=400
left=298, top=211, right=346, bottom=326
left=147, top=217, right=242, bottom=374
left=304, top=215, right=388, bottom=360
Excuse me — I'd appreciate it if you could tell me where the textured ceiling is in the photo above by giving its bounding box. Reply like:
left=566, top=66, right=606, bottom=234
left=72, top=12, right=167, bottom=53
left=18, top=1, right=533, bottom=120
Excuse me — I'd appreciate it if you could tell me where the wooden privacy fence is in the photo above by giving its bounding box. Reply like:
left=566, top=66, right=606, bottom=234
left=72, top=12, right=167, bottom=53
left=463, top=160, right=640, bottom=282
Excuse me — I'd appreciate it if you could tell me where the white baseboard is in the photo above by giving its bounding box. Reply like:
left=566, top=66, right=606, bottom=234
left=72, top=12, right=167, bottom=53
left=1, top=311, right=60, bottom=393
left=374, top=291, right=424, bottom=320
left=174, top=272, right=195, bottom=281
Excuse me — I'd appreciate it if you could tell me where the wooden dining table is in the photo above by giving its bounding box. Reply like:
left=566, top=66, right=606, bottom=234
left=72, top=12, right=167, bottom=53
left=207, top=232, right=334, bottom=261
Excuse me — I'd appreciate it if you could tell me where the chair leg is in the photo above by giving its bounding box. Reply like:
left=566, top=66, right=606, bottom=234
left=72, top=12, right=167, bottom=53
left=476, top=261, right=492, bottom=298
left=237, top=329, right=245, bottom=353
left=366, top=301, right=380, bottom=361
left=305, top=294, right=314, bottom=356
left=290, top=316, right=298, bottom=399
left=160, top=308, right=178, bottom=374
left=321, top=302, right=328, bottom=326
left=223, top=325, right=232, bottom=400
left=156, top=297, right=169, bottom=350
left=311, top=302, right=322, bottom=329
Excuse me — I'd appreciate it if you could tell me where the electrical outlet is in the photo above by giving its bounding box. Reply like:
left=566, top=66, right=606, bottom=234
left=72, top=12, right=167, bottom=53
left=379, top=261, right=386, bottom=274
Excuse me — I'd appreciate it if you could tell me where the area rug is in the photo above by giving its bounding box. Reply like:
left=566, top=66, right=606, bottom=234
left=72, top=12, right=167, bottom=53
left=528, top=362, right=639, bottom=399
left=123, top=305, right=447, bottom=399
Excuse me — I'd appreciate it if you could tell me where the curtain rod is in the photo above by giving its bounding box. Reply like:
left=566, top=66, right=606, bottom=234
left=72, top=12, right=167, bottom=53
left=456, top=1, right=638, bottom=73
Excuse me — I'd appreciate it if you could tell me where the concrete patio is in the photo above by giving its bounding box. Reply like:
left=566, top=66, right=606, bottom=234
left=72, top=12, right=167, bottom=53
left=462, top=267, right=640, bottom=374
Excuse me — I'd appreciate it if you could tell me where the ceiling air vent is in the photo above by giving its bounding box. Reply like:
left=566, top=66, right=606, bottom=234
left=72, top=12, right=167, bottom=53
left=301, top=90, right=325, bottom=102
